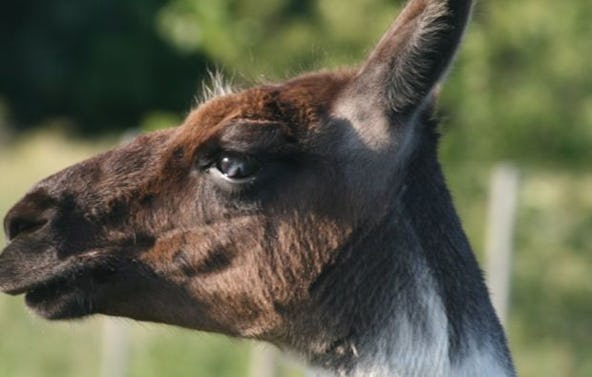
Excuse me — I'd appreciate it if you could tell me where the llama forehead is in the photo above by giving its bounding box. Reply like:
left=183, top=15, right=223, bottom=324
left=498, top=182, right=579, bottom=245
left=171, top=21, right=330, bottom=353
left=177, top=71, right=354, bottom=150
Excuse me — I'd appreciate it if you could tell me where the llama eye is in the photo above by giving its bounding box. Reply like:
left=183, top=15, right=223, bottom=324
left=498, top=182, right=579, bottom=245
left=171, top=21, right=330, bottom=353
left=214, top=154, right=260, bottom=182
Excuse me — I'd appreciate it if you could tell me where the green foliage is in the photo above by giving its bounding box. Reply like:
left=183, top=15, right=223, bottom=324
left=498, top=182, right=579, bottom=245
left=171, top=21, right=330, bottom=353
left=0, top=0, right=207, bottom=134
left=441, top=0, right=592, bottom=168
left=157, top=0, right=592, bottom=167
left=157, top=0, right=396, bottom=77
left=1, top=0, right=590, bottom=165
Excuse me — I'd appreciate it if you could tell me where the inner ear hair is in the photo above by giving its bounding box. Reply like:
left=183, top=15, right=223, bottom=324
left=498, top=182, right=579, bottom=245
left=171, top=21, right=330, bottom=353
left=353, top=0, right=473, bottom=116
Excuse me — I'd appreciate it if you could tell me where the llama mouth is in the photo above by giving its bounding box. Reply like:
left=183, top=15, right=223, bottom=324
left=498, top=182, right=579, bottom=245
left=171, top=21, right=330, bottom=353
left=0, top=234, right=158, bottom=319
left=24, top=275, right=92, bottom=319
left=0, top=243, right=124, bottom=319
left=7, top=261, right=92, bottom=317
left=0, top=256, right=74, bottom=297
left=21, top=263, right=126, bottom=319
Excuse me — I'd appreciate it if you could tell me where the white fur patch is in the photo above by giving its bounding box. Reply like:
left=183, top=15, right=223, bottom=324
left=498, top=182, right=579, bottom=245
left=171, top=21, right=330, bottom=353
left=455, top=342, right=512, bottom=377
left=348, top=275, right=450, bottom=377
left=306, top=276, right=512, bottom=377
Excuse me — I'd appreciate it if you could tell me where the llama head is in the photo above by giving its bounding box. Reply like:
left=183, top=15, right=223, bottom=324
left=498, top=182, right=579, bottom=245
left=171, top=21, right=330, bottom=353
left=0, top=0, right=472, bottom=353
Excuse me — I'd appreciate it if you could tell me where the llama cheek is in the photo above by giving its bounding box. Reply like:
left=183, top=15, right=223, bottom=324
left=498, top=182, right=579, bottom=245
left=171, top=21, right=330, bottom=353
left=182, top=276, right=282, bottom=338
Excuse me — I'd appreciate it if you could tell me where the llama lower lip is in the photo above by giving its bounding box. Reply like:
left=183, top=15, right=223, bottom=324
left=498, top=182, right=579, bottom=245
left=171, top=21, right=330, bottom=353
left=26, top=284, right=67, bottom=306
left=21, top=263, right=128, bottom=319
left=25, top=274, right=71, bottom=304
left=25, top=279, right=92, bottom=319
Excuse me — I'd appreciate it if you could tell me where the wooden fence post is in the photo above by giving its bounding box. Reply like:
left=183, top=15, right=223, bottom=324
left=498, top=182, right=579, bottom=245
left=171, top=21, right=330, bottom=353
left=484, top=163, right=520, bottom=326
left=248, top=345, right=279, bottom=377
left=101, top=319, right=130, bottom=377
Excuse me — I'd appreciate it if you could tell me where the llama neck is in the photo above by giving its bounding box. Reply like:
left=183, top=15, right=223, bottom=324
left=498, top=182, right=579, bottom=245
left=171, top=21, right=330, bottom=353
left=338, top=220, right=513, bottom=377
left=307, top=139, right=515, bottom=377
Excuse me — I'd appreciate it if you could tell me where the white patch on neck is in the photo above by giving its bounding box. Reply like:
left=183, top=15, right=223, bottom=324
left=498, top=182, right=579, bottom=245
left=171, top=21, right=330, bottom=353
left=455, top=342, right=513, bottom=377
left=349, top=275, right=450, bottom=377
left=306, top=277, right=512, bottom=377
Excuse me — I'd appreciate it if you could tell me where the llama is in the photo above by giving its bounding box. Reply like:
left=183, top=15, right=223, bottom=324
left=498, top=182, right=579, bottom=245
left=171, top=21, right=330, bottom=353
left=0, top=0, right=516, bottom=376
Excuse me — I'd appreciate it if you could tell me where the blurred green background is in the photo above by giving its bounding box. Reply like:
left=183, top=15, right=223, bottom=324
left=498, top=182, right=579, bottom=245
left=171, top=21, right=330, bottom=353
left=0, top=0, right=591, bottom=376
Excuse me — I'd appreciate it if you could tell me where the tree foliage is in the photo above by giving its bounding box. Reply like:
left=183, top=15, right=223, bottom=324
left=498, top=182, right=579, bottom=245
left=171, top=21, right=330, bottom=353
left=0, top=0, right=207, bottom=133
left=1, top=0, right=591, bottom=165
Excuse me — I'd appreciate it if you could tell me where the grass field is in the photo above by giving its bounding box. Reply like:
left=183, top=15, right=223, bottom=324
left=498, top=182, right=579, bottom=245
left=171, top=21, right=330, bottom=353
left=0, top=130, right=590, bottom=377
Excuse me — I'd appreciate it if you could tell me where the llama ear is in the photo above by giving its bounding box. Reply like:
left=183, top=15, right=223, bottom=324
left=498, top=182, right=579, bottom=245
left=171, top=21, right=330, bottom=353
left=347, top=0, right=473, bottom=117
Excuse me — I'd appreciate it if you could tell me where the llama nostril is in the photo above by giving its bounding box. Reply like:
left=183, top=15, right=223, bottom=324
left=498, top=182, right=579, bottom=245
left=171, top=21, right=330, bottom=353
left=5, top=216, right=49, bottom=241
left=3, top=188, right=58, bottom=242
